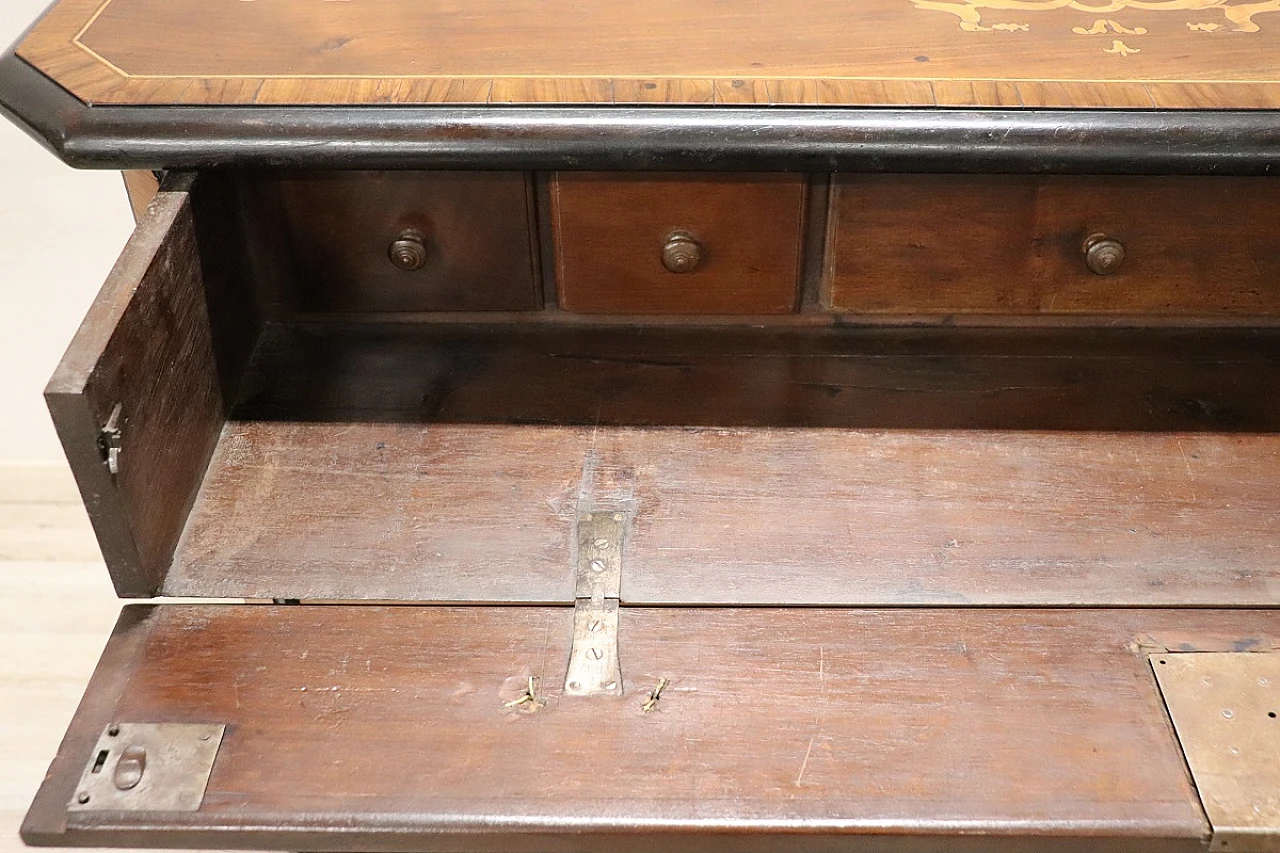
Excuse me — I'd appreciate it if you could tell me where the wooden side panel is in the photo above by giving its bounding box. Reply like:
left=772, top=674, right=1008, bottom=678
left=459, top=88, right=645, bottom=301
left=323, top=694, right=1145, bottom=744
left=44, top=178, right=226, bottom=596
left=25, top=604, right=1251, bottom=851
left=553, top=173, right=805, bottom=315
left=828, top=175, right=1280, bottom=316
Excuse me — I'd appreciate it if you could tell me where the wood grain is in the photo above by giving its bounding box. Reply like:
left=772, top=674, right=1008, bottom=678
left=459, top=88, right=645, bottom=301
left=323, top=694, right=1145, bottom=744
left=552, top=173, right=805, bottom=315
left=17, top=0, right=1280, bottom=107
left=163, top=322, right=1280, bottom=606
left=43, top=178, right=225, bottom=597
left=28, top=604, right=1271, bottom=851
left=166, top=420, right=1280, bottom=606
left=269, top=172, right=541, bottom=313
left=233, top=323, right=1280, bottom=432
left=827, top=175, right=1280, bottom=316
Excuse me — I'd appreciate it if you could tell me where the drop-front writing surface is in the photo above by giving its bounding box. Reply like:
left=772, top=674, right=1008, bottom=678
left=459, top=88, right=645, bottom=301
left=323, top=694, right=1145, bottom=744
left=17, top=0, right=1280, bottom=106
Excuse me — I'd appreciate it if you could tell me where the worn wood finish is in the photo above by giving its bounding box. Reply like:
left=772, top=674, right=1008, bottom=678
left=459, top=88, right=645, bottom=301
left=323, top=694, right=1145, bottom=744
left=157, top=321, right=1280, bottom=604
left=234, top=323, right=1280, bottom=431
left=16, top=0, right=1280, bottom=107
left=827, top=175, right=1280, bottom=315
left=166, top=420, right=1280, bottom=605
left=270, top=172, right=541, bottom=313
left=553, top=174, right=805, bottom=314
left=43, top=178, right=226, bottom=597
left=32, top=604, right=1278, bottom=851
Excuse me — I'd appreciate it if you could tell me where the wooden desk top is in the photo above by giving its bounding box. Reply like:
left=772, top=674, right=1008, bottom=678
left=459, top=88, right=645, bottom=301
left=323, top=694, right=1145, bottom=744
left=16, top=0, right=1280, bottom=108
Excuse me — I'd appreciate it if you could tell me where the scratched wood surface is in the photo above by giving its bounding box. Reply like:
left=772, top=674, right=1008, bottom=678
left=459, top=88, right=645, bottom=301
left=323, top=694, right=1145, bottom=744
left=31, top=604, right=1278, bottom=851
left=16, top=0, right=1280, bottom=106
left=160, top=321, right=1280, bottom=606
left=44, top=181, right=225, bottom=598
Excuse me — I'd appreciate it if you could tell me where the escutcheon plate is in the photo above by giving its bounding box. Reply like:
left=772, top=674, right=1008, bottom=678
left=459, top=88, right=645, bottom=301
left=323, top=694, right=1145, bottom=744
left=1152, top=653, right=1280, bottom=853
left=69, top=723, right=225, bottom=812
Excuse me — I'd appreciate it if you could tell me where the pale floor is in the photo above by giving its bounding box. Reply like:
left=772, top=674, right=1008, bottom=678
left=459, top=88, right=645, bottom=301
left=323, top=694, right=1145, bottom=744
left=0, top=465, right=227, bottom=853
left=0, top=463, right=125, bottom=852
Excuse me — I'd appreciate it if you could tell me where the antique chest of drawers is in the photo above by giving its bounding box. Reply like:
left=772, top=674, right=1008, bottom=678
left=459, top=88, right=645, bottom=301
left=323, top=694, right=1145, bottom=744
left=3, top=0, right=1280, bottom=850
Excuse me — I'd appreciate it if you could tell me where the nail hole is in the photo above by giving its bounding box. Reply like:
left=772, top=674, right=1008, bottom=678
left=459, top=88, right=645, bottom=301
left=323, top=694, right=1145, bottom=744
left=76, top=792, right=90, bottom=805
left=1158, top=659, right=1167, bottom=665
left=568, top=681, right=582, bottom=691
left=1269, top=711, right=1276, bottom=718
left=107, top=725, right=120, bottom=737
left=91, top=749, right=109, bottom=774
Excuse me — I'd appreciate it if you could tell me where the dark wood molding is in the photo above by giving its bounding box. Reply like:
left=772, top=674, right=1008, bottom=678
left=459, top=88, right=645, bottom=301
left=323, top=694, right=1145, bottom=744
left=5, top=52, right=1280, bottom=173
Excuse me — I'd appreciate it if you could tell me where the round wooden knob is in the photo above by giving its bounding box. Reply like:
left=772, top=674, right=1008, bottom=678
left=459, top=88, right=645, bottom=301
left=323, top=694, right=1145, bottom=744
left=661, top=231, right=702, bottom=274
left=1083, top=233, right=1125, bottom=276
left=388, top=230, right=428, bottom=272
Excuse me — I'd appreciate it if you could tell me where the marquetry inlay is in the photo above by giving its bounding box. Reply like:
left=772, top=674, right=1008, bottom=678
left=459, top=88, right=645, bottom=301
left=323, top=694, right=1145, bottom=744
left=16, top=0, right=1280, bottom=107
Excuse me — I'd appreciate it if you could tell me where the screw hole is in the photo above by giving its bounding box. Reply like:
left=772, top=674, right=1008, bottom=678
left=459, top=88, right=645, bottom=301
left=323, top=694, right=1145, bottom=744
left=1158, top=659, right=1167, bottom=665
left=1269, top=711, right=1276, bottom=719
left=107, top=725, right=120, bottom=737
left=76, top=792, right=90, bottom=805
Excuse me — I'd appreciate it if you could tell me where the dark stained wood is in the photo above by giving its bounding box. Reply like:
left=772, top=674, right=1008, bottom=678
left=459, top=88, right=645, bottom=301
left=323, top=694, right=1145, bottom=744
left=28, top=604, right=1260, bottom=851
left=270, top=172, right=541, bottom=313
left=44, top=178, right=227, bottom=597
left=553, top=174, right=805, bottom=315
left=234, top=323, right=1280, bottom=432
left=827, top=175, right=1280, bottom=315
left=7, top=51, right=1280, bottom=174
left=16, top=0, right=1280, bottom=108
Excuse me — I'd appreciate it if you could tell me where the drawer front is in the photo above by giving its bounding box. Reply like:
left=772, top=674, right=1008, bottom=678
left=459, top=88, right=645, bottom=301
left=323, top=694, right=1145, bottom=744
left=552, top=173, right=806, bottom=314
left=274, top=172, right=541, bottom=313
left=828, top=175, right=1280, bottom=316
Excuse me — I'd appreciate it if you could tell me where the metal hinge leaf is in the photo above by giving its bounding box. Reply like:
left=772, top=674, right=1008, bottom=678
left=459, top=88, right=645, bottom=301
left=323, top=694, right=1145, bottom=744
left=564, top=511, right=627, bottom=696
left=98, top=403, right=123, bottom=476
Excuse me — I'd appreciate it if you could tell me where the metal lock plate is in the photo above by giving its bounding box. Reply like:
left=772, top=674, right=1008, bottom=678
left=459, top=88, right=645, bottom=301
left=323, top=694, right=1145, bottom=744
left=70, top=723, right=225, bottom=812
left=1152, top=653, right=1280, bottom=852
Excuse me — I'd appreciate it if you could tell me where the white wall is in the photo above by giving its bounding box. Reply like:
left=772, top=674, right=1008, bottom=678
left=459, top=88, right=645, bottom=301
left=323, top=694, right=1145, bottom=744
left=0, top=0, right=136, bottom=464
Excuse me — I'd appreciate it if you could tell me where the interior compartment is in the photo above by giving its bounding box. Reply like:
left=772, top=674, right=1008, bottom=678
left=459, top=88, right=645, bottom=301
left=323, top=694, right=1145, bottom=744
left=52, top=173, right=1280, bottom=605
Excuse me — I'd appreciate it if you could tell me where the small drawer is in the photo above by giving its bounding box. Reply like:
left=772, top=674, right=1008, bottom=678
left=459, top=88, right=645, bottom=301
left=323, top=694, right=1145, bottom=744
left=827, top=175, right=1280, bottom=316
left=552, top=173, right=806, bottom=314
left=271, top=171, right=541, bottom=313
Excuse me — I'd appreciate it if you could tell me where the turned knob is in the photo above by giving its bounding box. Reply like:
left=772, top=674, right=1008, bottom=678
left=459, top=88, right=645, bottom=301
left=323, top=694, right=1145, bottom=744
left=1083, top=233, right=1125, bottom=276
left=388, top=230, right=428, bottom=272
left=661, top=231, right=702, bottom=274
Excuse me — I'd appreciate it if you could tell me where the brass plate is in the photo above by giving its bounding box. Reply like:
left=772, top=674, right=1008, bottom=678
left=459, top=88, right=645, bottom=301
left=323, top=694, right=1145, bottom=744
left=574, top=511, right=625, bottom=600
left=564, top=598, right=623, bottom=697
left=69, top=723, right=225, bottom=812
left=1152, top=653, right=1280, bottom=852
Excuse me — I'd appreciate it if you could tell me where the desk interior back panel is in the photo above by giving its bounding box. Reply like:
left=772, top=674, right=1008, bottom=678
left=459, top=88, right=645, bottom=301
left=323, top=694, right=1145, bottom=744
left=28, top=603, right=1260, bottom=852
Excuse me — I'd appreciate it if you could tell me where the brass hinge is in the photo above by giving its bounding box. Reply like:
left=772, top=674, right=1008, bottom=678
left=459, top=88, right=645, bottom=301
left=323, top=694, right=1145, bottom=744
left=1151, top=653, right=1280, bottom=852
left=564, top=511, right=626, bottom=696
left=97, top=403, right=123, bottom=477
